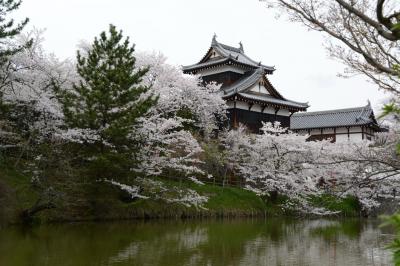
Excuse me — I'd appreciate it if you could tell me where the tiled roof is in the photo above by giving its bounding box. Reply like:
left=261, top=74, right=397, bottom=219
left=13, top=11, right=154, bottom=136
left=222, top=68, right=308, bottom=110
left=290, top=104, right=377, bottom=129
left=238, top=93, right=309, bottom=109
left=182, top=58, right=229, bottom=71
left=183, top=36, right=275, bottom=72
left=223, top=68, right=265, bottom=96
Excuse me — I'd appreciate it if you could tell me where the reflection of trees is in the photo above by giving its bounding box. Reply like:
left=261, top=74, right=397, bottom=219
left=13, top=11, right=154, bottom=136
left=237, top=219, right=392, bottom=266
left=0, top=219, right=393, bottom=266
left=108, top=226, right=210, bottom=265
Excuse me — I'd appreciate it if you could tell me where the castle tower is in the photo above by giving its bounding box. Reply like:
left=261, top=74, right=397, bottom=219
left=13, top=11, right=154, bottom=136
left=183, top=35, right=308, bottom=132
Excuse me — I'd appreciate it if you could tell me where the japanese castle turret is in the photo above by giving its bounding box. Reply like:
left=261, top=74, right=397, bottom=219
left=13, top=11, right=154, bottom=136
left=183, top=35, right=309, bottom=132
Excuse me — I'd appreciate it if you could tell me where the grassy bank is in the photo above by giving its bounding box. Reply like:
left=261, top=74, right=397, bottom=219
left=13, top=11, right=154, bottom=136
left=0, top=167, right=363, bottom=225
left=309, top=194, right=362, bottom=217
left=42, top=178, right=279, bottom=222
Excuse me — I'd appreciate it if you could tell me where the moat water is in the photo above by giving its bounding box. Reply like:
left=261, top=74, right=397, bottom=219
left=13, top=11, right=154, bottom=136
left=0, top=218, right=394, bottom=266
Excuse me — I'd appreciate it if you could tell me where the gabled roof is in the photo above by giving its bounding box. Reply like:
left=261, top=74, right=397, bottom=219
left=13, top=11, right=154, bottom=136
left=223, top=68, right=283, bottom=98
left=290, top=103, right=380, bottom=130
left=182, top=35, right=275, bottom=74
left=222, top=68, right=309, bottom=111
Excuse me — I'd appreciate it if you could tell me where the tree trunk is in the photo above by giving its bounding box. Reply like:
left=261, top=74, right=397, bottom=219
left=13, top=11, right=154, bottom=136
left=20, top=202, right=55, bottom=223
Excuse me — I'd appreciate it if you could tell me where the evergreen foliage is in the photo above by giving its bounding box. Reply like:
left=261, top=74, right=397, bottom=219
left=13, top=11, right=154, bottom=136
left=57, top=24, right=157, bottom=180
left=382, top=214, right=400, bottom=266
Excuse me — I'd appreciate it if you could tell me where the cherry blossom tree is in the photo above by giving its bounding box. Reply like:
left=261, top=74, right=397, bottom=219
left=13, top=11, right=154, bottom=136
left=0, top=28, right=73, bottom=173
left=222, top=123, right=327, bottom=211
left=2, top=29, right=73, bottom=138
left=312, top=130, right=400, bottom=212
left=221, top=120, right=400, bottom=214
left=133, top=52, right=227, bottom=177
left=0, top=29, right=71, bottom=220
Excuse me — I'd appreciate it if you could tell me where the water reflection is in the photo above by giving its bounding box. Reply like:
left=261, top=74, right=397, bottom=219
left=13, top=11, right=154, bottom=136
left=0, top=219, right=394, bottom=266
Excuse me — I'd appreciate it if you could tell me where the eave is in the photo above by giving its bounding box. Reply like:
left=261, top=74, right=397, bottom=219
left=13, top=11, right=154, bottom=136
left=183, top=58, right=274, bottom=75
left=225, top=94, right=308, bottom=112
left=291, top=122, right=382, bottom=131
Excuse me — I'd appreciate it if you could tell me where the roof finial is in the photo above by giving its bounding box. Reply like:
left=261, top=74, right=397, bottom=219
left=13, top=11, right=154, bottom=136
left=367, top=99, right=371, bottom=107
left=212, top=33, right=217, bottom=45
left=239, top=41, right=244, bottom=52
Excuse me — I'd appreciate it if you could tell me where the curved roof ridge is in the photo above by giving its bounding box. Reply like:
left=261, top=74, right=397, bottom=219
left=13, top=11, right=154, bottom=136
left=215, top=40, right=275, bottom=71
left=292, top=105, right=368, bottom=117
left=219, top=43, right=242, bottom=53
left=263, top=76, right=284, bottom=100
left=210, top=36, right=275, bottom=71
left=212, top=35, right=242, bottom=54
left=356, top=102, right=373, bottom=122
left=182, top=57, right=229, bottom=70
left=279, top=97, right=309, bottom=106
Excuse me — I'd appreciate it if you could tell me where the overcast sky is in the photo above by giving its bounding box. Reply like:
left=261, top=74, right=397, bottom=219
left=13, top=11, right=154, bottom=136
left=16, top=0, right=387, bottom=111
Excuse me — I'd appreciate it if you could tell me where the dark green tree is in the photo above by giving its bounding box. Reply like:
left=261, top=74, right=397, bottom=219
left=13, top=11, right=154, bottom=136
left=58, top=24, right=157, bottom=181
left=382, top=214, right=400, bottom=266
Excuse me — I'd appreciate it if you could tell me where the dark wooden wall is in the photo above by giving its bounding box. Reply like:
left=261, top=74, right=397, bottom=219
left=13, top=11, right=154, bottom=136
left=202, top=72, right=244, bottom=87
left=227, top=108, right=290, bottom=133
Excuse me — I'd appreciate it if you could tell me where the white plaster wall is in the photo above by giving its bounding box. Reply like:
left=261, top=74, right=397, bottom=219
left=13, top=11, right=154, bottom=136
left=262, top=107, right=275, bottom=114
left=249, top=84, right=269, bottom=95
left=349, top=127, right=361, bottom=133
left=235, top=101, right=248, bottom=110
left=251, top=104, right=262, bottom=112
left=336, top=127, right=348, bottom=134
left=322, top=128, right=334, bottom=134
left=295, top=130, right=308, bottom=136
left=310, top=129, right=321, bottom=135
left=277, top=109, right=290, bottom=116
left=349, top=133, right=363, bottom=142
left=295, top=126, right=372, bottom=143
left=226, top=100, right=290, bottom=115
left=209, top=49, right=218, bottom=58
left=336, top=134, right=349, bottom=143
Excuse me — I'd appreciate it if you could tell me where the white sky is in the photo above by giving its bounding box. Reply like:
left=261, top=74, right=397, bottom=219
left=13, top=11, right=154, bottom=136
left=15, top=0, right=387, bottom=111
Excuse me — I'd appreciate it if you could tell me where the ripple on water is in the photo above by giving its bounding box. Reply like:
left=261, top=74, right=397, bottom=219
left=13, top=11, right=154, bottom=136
left=0, top=218, right=394, bottom=266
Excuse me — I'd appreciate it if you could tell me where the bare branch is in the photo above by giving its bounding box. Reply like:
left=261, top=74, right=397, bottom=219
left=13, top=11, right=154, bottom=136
left=263, top=0, right=400, bottom=95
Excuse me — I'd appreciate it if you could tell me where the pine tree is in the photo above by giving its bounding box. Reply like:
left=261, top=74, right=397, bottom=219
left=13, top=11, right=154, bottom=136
left=59, top=25, right=157, bottom=180
left=0, top=0, right=30, bottom=63
left=0, top=0, right=31, bottom=98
